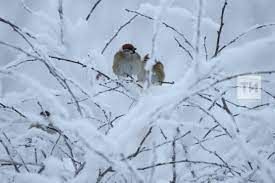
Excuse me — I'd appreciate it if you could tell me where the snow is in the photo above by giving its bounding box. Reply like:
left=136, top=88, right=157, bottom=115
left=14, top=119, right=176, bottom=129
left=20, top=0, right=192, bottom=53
left=0, top=0, right=275, bottom=182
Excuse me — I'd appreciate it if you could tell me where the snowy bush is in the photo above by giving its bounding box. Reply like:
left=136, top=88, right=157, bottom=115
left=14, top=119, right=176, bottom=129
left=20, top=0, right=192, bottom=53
left=0, top=0, right=275, bottom=182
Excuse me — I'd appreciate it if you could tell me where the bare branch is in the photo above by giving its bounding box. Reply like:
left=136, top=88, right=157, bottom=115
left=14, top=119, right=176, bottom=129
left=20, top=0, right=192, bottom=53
left=0, top=17, right=36, bottom=40
left=58, top=0, right=65, bottom=44
left=185, top=102, right=232, bottom=138
left=174, top=37, right=193, bottom=60
left=6, top=59, right=37, bottom=69
left=218, top=23, right=275, bottom=54
left=139, top=131, right=191, bottom=154
left=197, top=139, right=241, bottom=176
left=137, top=159, right=229, bottom=171
left=86, top=0, right=104, bottom=21
left=211, top=70, right=275, bottom=86
left=0, top=138, right=20, bottom=172
left=96, top=166, right=114, bottom=183
left=0, top=16, right=38, bottom=55
left=2, top=132, right=30, bottom=172
left=126, top=126, right=153, bottom=160
left=203, top=36, right=208, bottom=60
left=101, top=15, right=138, bottom=54
left=49, top=56, right=136, bottom=92
left=125, top=9, right=193, bottom=49
left=213, top=0, right=228, bottom=57
left=98, top=114, right=125, bottom=130
left=170, top=129, right=178, bottom=183
left=0, top=102, right=27, bottom=118
left=194, top=0, right=204, bottom=62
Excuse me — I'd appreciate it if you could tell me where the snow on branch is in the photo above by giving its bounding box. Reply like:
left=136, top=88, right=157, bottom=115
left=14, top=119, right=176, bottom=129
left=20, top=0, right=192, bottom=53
left=0, top=1, right=275, bottom=182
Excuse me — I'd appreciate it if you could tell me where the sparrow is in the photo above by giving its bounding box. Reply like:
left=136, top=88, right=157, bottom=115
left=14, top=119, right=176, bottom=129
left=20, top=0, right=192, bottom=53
left=151, top=61, right=165, bottom=85
left=112, top=43, right=141, bottom=78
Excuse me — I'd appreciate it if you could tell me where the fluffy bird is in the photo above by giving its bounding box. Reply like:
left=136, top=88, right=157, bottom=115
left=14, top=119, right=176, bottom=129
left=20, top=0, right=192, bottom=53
left=151, top=61, right=165, bottom=85
left=112, top=44, right=141, bottom=78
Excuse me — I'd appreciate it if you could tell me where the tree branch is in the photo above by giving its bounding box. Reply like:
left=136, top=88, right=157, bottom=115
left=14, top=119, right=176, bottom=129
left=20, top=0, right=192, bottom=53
left=101, top=15, right=138, bottom=54
left=213, top=0, right=228, bottom=57
left=86, top=0, right=104, bottom=21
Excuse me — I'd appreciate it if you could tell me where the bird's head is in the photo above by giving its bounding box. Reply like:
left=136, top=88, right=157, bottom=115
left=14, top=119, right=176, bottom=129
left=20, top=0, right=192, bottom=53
left=121, top=43, right=137, bottom=54
left=153, top=61, right=164, bottom=71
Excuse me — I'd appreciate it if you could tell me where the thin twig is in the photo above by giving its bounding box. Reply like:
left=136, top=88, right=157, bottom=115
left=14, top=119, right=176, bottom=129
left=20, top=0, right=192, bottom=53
left=185, top=102, right=232, bottom=138
left=138, top=159, right=229, bottom=171
left=0, top=138, right=20, bottom=172
left=50, top=55, right=134, bottom=91
left=2, top=132, right=30, bottom=172
left=75, top=162, right=86, bottom=177
left=101, top=15, right=138, bottom=54
left=50, top=134, right=62, bottom=155
left=86, top=0, right=104, bottom=21
left=96, top=166, right=114, bottom=183
left=211, top=70, right=275, bottom=86
left=0, top=102, right=27, bottom=118
left=0, top=16, right=38, bottom=56
left=159, top=127, right=168, bottom=140
left=194, top=0, right=204, bottom=62
left=98, top=114, right=125, bottom=130
left=174, top=37, right=193, bottom=60
left=170, top=129, right=178, bottom=183
left=126, top=126, right=153, bottom=160
left=6, top=59, right=37, bottom=69
left=58, top=0, right=64, bottom=44
left=218, top=23, right=275, bottom=54
left=197, top=139, right=241, bottom=176
left=161, top=81, right=175, bottom=85
left=125, top=9, right=193, bottom=49
left=213, top=0, right=228, bottom=57
left=203, top=36, right=208, bottom=60
left=139, top=131, right=191, bottom=154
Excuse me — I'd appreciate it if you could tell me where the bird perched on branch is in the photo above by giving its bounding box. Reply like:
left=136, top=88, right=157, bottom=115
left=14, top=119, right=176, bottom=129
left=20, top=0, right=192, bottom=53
left=151, top=61, right=165, bottom=85
left=112, top=43, right=141, bottom=78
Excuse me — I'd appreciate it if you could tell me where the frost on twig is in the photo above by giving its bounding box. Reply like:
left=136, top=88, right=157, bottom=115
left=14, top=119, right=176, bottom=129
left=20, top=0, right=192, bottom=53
left=174, top=37, right=193, bottom=60
left=0, top=1, right=275, bottom=182
left=193, top=0, right=204, bottom=66
left=58, top=0, right=65, bottom=45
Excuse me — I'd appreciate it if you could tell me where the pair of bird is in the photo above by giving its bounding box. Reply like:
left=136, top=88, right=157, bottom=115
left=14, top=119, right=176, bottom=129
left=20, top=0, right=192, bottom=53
left=112, top=43, right=165, bottom=85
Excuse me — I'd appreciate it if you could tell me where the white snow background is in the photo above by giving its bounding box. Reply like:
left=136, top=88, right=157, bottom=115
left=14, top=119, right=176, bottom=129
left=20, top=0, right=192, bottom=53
left=0, top=0, right=275, bottom=182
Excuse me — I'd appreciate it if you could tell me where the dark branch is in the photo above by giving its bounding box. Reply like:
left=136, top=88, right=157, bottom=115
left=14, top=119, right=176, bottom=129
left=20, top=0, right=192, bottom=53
left=211, top=70, right=275, bottom=86
left=218, top=23, right=275, bottom=54
left=126, top=126, right=153, bottom=160
left=213, top=0, right=228, bottom=57
left=0, top=138, right=20, bottom=172
left=174, top=37, right=193, bottom=60
left=101, top=15, right=138, bottom=54
left=125, top=9, right=193, bottom=49
left=203, top=36, right=208, bottom=60
left=58, top=0, right=64, bottom=44
left=96, top=166, right=114, bottom=183
left=86, top=0, right=104, bottom=21
left=0, top=102, right=27, bottom=118
left=138, top=159, right=229, bottom=171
